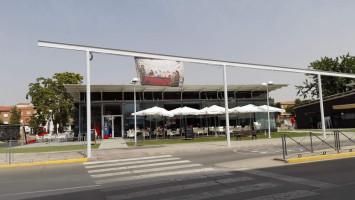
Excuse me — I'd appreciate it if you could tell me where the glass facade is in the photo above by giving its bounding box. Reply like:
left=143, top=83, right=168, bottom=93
left=74, top=87, right=276, bottom=138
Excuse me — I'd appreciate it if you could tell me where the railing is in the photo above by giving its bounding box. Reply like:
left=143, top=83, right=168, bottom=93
left=0, top=136, right=89, bottom=165
left=281, top=131, right=355, bottom=160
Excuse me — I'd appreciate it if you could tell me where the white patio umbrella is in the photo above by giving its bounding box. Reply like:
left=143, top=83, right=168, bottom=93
left=132, top=106, right=174, bottom=117
left=170, top=106, right=204, bottom=136
left=170, top=106, right=205, bottom=116
left=132, top=106, right=174, bottom=139
left=200, top=105, right=226, bottom=115
left=232, top=104, right=264, bottom=113
left=199, top=105, right=226, bottom=137
left=258, top=105, right=285, bottom=113
left=230, top=104, right=264, bottom=128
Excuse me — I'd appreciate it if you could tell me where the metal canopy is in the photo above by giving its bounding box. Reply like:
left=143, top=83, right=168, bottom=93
left=39, top=40, right=355, bottom=79
left=38, top=40, right=355, bottom=157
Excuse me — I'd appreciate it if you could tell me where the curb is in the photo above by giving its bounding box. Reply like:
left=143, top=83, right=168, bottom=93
left=286, top=152, right=355, bottom=163
left=0, top=158, right=88, bottom=168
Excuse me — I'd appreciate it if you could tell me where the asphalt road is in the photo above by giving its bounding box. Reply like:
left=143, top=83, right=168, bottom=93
left=0, top=148, right=354, bottom=200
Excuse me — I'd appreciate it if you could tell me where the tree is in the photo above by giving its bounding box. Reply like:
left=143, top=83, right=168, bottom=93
left=0, top=118, right=4, bottom=124
left=9, top=106, right=21, bottom=124
left=26, top=72, right=83, bottom=133
left=285, top=98, right=312, bottom=116
left=296, top=54, right=355, bottom=99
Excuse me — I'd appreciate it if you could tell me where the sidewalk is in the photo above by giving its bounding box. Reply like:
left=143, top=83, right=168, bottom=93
left=1, top=137, right=354, bottom=167
left=0, top=138, right=282, bottom=165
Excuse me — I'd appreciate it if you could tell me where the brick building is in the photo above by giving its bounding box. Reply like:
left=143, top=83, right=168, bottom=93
left=278, top=101, right=295, bottom=122
left=0, top=103, right=36, bottom=126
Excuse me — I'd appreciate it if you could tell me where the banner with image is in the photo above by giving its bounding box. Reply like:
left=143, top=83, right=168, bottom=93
left=135, top=58, right=184, bottom=87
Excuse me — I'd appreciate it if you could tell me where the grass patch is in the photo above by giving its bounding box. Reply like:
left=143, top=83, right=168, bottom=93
left=126, top=132, right=314, bottom=147
left=0, top=144, right=100, bottom=153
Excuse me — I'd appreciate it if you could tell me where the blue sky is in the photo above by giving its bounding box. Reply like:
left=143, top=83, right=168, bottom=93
left=1, top=0, right=355, bottom=105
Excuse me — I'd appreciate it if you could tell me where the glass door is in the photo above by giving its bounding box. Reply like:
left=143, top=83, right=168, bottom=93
left=112, top=116, right=123, bottom=137
left=103, top=115, right=123, bottom=138
left=103, top=115, right=113, bottom=139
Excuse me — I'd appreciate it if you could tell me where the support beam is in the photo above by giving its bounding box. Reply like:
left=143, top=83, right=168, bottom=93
left=86, top=51, right=91, bottom=158
left=38, top=40, right=355, bottom=79
left=223, top=65, right=231, bottom=147
left=318, top=74, right=326, bottom=139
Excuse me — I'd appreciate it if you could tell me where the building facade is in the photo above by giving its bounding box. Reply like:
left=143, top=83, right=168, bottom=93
left=0, top=103, right=36, bottom=131
left=65, top=84, right=287, bottom=138
left=294, top=90, right=355, bottom=129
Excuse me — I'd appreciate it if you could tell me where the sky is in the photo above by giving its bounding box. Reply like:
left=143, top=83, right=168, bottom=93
left=1, top=0, right=355, bottom=106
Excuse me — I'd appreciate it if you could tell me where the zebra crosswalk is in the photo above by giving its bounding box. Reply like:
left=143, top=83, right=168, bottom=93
left=84, top=155, right=216, bottom=185
left=84, top=155, right=322, bottom=200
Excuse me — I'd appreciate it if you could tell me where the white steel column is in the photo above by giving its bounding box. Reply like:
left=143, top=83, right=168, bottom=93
left=134, top=83, right=137, bottom=146
left=86, top=51, right=91, bottom=158
left=223, top=65, right=231, bottom=147
left=266, top=85, right=271, bottom=139
left=318, top=74, right=326, bottom=139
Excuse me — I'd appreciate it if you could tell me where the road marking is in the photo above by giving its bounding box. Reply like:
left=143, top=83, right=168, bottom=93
left=91, top=163, right=202, bottom=178
left=84, top=155, right=172, bottom=165
left=0, top=185, right=99, bottom=197
left=95, top=168, right=215, bottom=184
left=88, top=160, right=191, bottom=173
left=161, top=182, right=279, bottom=200
left=241, top=169, right=337, bottom=189
left=0, top=158, right=88, bottom=168
left=246, top=190, right=318, bottom=200
left=106, top=177, right=253, bottom=200
left=85, top=157, right=180, bottom=169
left=101, top=172, right=234, bottom=191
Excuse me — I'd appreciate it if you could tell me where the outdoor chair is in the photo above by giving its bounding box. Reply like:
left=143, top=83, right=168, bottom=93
left=196, top=128, right=204, bottom=137
left=202, top=127, right=208, bottom=135
left=166, top=129, right=174, bottom=138
left=217, top=126, right=225, bottom=135
left=171, top=128, right=180, bottom=136
left=253, top=122, right=261, bottom=133
left=126, top=130, right=135, bottom=139
left=142, top=130, right=149, bottom=138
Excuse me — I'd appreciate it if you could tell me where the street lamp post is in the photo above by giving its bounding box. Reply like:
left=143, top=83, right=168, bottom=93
left=131, top=77, right=139, bottom=146
left=262, top=81, right=273, bottom=139
left=48, top=110, right=52, bottom=135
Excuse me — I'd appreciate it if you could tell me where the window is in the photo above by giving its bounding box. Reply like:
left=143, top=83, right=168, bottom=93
left=3, top=114, right=8, bottom=118
left=341, top=113, right=355, bottom=120
left=26, top=111, right=31, bottom=115
left=4, top=121, right=8, bottom=124
left=20, top=120, right=23, bottom=123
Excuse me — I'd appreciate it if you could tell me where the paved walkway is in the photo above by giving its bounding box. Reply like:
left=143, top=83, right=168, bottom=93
left=98, top=138, right=128, bottom=149
left=1, top=136, right=354, bottom=167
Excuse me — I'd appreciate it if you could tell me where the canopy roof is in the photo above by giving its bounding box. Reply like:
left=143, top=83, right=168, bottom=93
left=65, top=84, right=287, bottom=102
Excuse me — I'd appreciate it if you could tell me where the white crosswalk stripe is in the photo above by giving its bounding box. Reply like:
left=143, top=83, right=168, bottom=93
left=84, top=155, right=172, bottom=165
left=85, top=157, right=181, bottom=169
left=85, top=155, right=216, bottom=185
left=91, top=163, right=202, bottom=178
left=88, top=160, right=190, bottom=174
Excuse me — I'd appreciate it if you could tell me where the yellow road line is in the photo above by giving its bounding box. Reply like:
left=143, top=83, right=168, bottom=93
left=287, top=152, right=355, bottom=163
left=0, top=158, right=88, bottom=168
